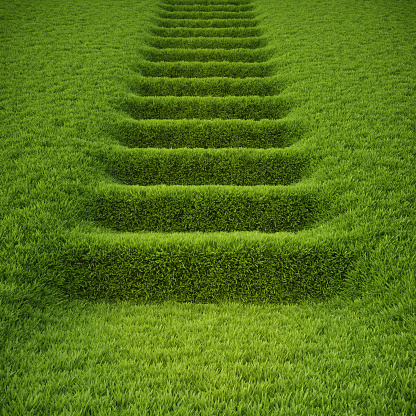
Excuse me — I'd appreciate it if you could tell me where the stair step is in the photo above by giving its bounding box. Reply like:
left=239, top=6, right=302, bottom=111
left=62, top=231, right=354, bottom=303
left=149, top=26, right=262, bottom=38
left=102, top=147, right=310, bottom=186
left=162, top=0, right=253, bottom=5
left=155, top=18, right=259, bottom=28
left=136, top=60, right=274, bottom=78
left=146, top=36, right=268, bottom=50
left=128, top=76, right=281, bottom=97
left=156, top=11, right=256, bottom=20
left=140, top=46, right=271, bottom=63
left=88, top=184, right=324, bottom=233
left=159, top=4, right=254, bottom=12
left=120, top=95, right=291, bottom=121
left=113, top=118, right=304, bottom=148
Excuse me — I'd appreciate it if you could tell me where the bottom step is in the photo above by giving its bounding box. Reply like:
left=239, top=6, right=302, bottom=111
left=60, top=231, right=356, bottom=303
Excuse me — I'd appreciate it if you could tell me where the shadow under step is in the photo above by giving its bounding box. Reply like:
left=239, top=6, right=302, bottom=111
left=102, top=147, right=310, bottom=186
left=112, top=118, right=305, bottom=148
left=60, top=230, right=356, bottom=303
left=120, top=95, right=291, bottom=121
left=88, top=184, right=324, bottom=233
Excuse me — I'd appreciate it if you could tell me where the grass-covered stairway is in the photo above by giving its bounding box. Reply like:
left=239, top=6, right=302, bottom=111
left=67, top=0, right=355, bottom=303
left=2, top=0, right=415, bottom=412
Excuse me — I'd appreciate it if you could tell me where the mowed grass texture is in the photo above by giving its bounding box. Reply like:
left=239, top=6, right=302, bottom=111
left=1, top=0, right=415, bottom=414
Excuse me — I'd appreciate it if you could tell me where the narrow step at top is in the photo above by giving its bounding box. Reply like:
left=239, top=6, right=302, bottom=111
left=88, top=183, right=325, bottom=233
left=113, top=118, right=304, bottom=149
left=155, top=18, right=259, bottom=28
left=140, top=46, right=272, bottom=63
left=120, top=95, right=292, bottom=121
left=156, top=11, right=256, bottom=20
left=159, top=4, right=254, bottom=12
left=103, top=147, right=310, bottom=186
left=136, top=60, right=274, bottom=78
left=128, top=76, right=282, bottom=97
left=146, top=36, right=268, bottom=50
left=150, top=26, right=262, bottom=38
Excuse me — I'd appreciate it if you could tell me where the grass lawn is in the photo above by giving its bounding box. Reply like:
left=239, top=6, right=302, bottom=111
left=1, top=0, right=415, bottom=414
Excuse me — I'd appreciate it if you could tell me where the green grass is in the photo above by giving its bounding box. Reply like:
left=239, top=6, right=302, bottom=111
left=156, top=11, right=256, bottom=20
left=155, top=18, right=260, bottom=28
left=112, top=118, right=304, bottom=148
left=139, top=45, right=272, bottom=62
left=101, top=146, right=309, bottom=186
left=1, top=0, right=415, bottom=414
left=150, top=26, right=263, bottom=37
left=87, top=183, right=323, bottom=233
left=146, top=35, right=268, bottom=49
left=120, top=95, right=291, bottom=120
left=159, top=4, right=254, bottom=12
left=128, top=75, right=282, bottom=96
left=136, top=59, right=275, bottom=77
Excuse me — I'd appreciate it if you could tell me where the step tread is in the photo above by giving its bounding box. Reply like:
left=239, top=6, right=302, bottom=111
left=136, top=60, right=274, bottom=77
left=155, top=18, right=260, bottom=28
left=149, top=26, right=262, bottom=37
left=120, top=94, right=291, bottom=121
left=90, top=182, right=323, bottom=233
left=156, top=11, right=256, bottom=19
left=146, top=36, right=268, bottom=49
left=113, top=117, right=304, bottom=148
left=140, top=46, right=272, bottom=62
left=103, top=146, right=309, bottom=186
left=128, top=75, right=282, bottom=97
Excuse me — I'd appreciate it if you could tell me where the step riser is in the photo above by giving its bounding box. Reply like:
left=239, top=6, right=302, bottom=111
left=103, top=148, right=309, bottom=186
left=140, top=47, right=271, bottom=63
left=157, top=11, right=256, bottom=19
left=121, top=96, right=291, bottom=121
left=113, top=119, right=304, bottom=149
left=62, top=236, right=354, bottom=303
left=128, top=76, right=281, bottom=97
left=155, top=18, right=259, bottom=28
left=146, top=36, right=268, bottom=50
left=150, top=26, right=262, bottom=38
left=89, top=186, right=322, bottom=233
left=136, top=61, right=274, bottom=78
left=159, top=4, right=254, bottom=12
left=162, top=0, right=253, bottom=5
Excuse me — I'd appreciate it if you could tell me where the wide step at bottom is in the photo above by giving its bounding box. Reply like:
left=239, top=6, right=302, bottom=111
left=61, top=232, right=355, bottom=303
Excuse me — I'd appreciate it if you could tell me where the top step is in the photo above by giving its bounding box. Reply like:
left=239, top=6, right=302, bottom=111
left=159, top=4, right=254, bottom=12
left=157, top=11, right=256, bottom=20
left=162, top=0, right=252, bottom=5
left=155, top=18, right=259, bottom=28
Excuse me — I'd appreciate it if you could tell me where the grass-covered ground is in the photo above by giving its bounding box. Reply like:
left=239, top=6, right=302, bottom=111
left=1, top=0, right=415, bottom=413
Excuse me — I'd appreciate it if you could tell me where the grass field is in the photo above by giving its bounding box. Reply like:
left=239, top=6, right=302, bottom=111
left=1, top=0, right=415, bottom=414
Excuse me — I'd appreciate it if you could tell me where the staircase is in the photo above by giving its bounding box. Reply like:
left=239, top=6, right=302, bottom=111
left=66, top=0, right=354, bottom=303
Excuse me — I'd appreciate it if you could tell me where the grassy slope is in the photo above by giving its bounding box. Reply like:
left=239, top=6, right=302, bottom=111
left=0, top=0, right=415, bottom=413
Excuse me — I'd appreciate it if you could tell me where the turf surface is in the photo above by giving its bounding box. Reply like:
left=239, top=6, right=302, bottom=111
left=1, top=0, right=415, bottom=413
